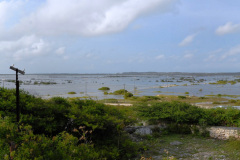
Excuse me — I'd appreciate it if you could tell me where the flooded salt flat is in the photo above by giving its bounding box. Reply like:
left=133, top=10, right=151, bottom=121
left=1, top=73, right=240, bottom=99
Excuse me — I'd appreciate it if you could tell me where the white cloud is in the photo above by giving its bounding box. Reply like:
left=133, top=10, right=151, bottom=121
left=55, top=47, right=69, bottom=60
left=215, top=22, right=240, bottom=35
left=0, top=35, right=50, bottom=61
left=10, top=0, right=179, bottom=36
left=183, top=53, right=193, bottom=59
left=63, top=55, right=69, bottom=60
left=221, top=45, right=240, bottom=60
left=179, top=34, right=197, bottom=47
left=82, top=53, right=99, bottom=60
left=0, top=1, right=9, bottom=26
left=0, top=0, right=26, bottom=29
left=55, top=47, right=65, bottom=55
left=155, top=54, right=165, bottom=60
left=204, top=49, right=223, bottom=62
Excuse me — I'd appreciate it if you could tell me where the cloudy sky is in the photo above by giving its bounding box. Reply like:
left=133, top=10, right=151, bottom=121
left=1, top=0, right=240, bottom=73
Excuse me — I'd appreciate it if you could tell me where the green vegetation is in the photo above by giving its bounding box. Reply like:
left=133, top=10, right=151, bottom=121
left=139, top=134, right=240, bottom=159
left=124, top=92, right=133, bottom=98
left=153, top=91, right=162, bottom=93
left=68, top=91, right=76, bottom=94
left=99, top=98, right=119, bottom=103
left=129, top=96, right=161, bottom=102
left=103, top=91, right=108, bottom=95
left=199, top=96, right=206, bottom=99
left=136, top=101, right=240, bottom=127
left=110, top=89, right=134, bottom=99
left=98, top=87, right=110, bottom=91
left=34, top=81, right=57, bottom=85
left=206, top=94, right=240, bottom=98
left=98, top=87, right=110, bottom=95
left=209, top=80, right=237, bottom=85
left=40, top=81, right=57, bottom=85
left=5, top=80, right=57, bottom=85
left=0, top=87, right=138, bottom=159
left=6, top=80, right=16, bottom=83
left=113, top=89, right=128, bottom=95
left=178, top=96, right=186, bottom=99
left=2, top=87, right=240, bottom=159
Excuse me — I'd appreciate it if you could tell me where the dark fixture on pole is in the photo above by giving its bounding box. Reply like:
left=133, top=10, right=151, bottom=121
left=10, top=65, right=25, bottom=123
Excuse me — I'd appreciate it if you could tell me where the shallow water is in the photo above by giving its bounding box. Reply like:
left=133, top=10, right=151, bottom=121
left=1, top=73, right=240, bottom=99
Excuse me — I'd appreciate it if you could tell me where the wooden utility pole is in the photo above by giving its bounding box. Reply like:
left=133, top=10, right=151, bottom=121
left=10, top=65, right=25, bottom=123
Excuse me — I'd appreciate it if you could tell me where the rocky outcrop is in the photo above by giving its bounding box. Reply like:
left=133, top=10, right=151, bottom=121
left=207, top=126, right=240, bottom=140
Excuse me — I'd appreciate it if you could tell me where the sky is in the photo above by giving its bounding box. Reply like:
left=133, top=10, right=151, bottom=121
left=1, top=0, right=240, bottom=74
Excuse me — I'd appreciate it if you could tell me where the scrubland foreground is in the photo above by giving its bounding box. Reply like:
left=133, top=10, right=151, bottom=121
left=1, top=87, right=240, bottom=159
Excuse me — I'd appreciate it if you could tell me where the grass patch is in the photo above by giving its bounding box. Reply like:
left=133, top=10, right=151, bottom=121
left=99, top=99, right=119, bottom=103
left=206, top=94, right=240, bottom=98
left=223, top=139, right=240, bottom=159
left=139, top=134, right=237, bottom=159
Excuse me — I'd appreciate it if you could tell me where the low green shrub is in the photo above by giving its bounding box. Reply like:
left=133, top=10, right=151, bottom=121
left=68, top=91, right=76, bottom=94
left=229, top=99, right=237, bottom=103
left=199, top=97, right=206, bottom=99
left=165, top=123, right=191, bottom=134
left=98, top=87, right=110, bottom=91
left=103, top=91, right=108, bottom=95
left=151, top=127, right=162, bottom=138
left=124, top=92, right=133, bottom=98
left=0, top=88, right=139, bottom=159
left=113, top=89, right=128, bottom=95
left=136, top=101, right=240, bottom=127
left=136, top=101, right=203, bottom=124
left=178, top=96, right=186, bottom=99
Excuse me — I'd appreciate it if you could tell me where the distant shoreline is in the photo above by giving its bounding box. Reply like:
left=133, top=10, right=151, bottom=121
left=1, top=72, right=240, bottom=76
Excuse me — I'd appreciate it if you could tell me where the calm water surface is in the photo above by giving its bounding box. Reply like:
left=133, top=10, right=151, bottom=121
left=1, top=73, right=240, bottom=99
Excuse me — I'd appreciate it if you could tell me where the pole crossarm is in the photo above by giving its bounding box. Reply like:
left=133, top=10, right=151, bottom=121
left=10, top=66, right=25, bottom=75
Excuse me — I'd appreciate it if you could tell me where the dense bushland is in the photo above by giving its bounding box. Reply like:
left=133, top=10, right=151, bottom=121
left=2, top=86, right=240, bottom=159
left=136, top=101, right=240, bottom=127
left=0, top=87, right=138, bottom=159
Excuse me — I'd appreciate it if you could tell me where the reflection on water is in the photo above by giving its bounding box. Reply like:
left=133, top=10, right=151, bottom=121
left=1, top=73, right=240, bottom=99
